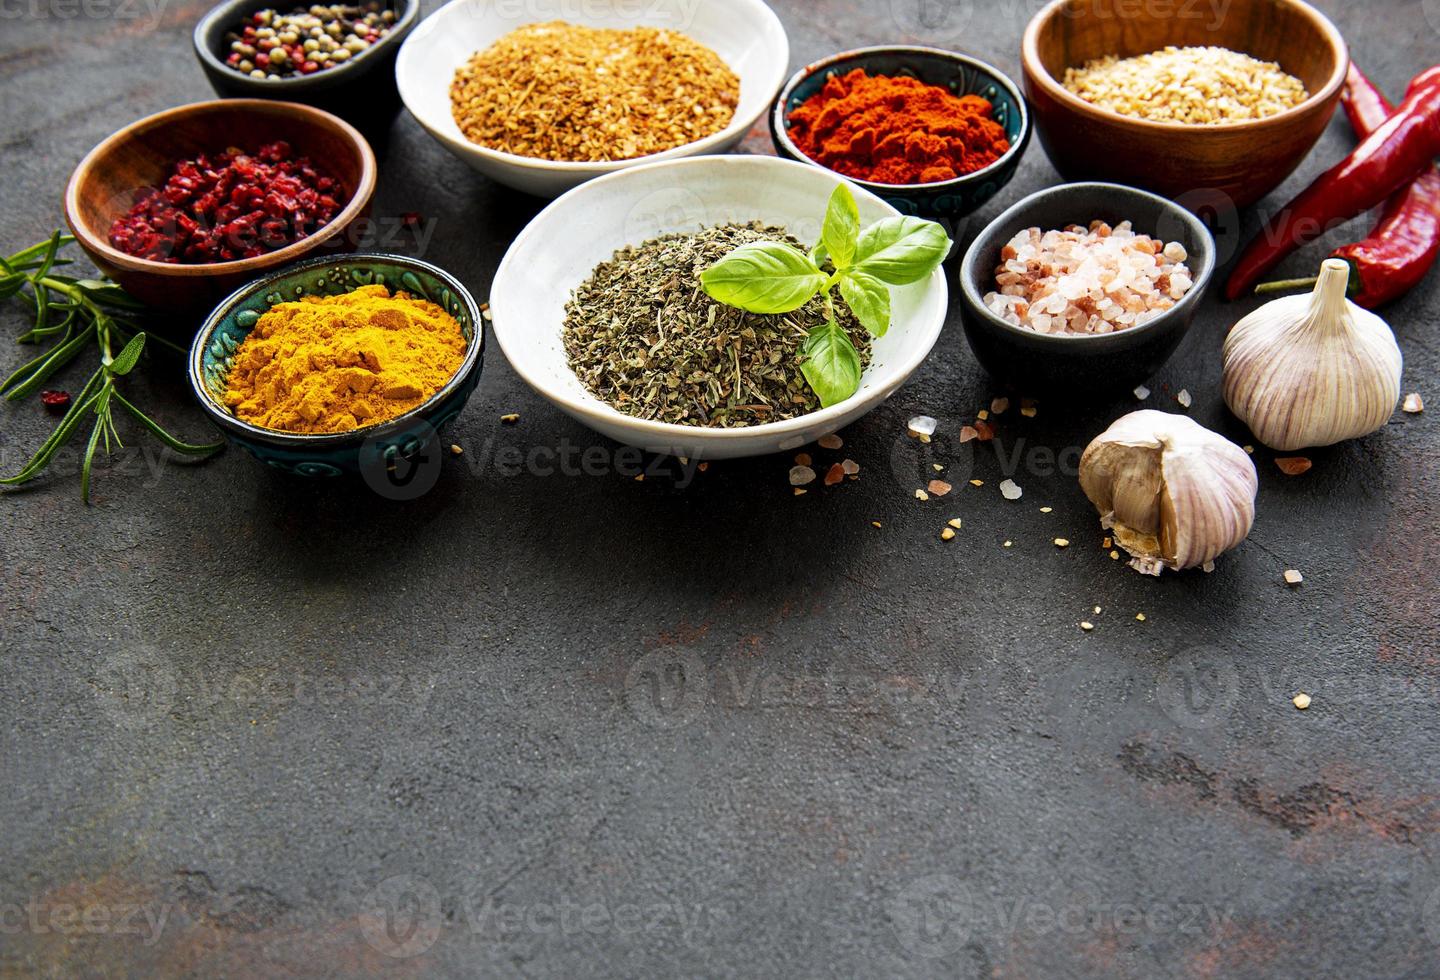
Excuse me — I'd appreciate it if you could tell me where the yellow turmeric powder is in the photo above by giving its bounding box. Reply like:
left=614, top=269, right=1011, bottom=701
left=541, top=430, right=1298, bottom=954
left=223, top=284, right=467, bottom=434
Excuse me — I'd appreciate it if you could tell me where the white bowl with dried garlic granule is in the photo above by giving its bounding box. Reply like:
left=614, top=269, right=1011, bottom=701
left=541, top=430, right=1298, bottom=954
left=396, top=0, right=789, bottom=197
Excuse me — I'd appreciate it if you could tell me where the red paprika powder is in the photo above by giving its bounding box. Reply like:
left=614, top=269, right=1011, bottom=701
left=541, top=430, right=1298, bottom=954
left=787, top=68, right=1011, bottom=185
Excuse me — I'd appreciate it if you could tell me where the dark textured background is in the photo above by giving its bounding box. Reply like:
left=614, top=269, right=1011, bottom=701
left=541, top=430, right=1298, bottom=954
left=2, top=0, right=1437, bottom=976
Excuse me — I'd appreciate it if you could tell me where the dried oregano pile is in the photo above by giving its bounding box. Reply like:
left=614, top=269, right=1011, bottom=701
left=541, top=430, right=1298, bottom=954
left=563, top=223, right=870, bottom=428
left=450, top=22, right=739, bottom=162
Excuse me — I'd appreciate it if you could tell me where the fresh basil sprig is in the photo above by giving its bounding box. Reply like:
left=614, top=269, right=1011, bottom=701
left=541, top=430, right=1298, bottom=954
left=1, top=232, right=223, bottom=503
left=700, top=185, right=951, bottom=408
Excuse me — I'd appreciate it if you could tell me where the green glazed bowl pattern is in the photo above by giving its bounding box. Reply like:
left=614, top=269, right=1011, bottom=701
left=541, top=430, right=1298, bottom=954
left=189, top=252, right=484, bottom=477
left=770, top=45, right=1033, bottom=222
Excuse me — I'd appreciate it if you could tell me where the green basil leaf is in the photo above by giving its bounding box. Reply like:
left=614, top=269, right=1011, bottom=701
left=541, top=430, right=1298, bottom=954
left=853, top=216, right=953, bottom=285
left=838, top=270, right=892, bottom=338
left=108, top=331, right=146, bottom=376
left=800, top=319, right=862, bottom=408
left=700, top=241, right=825, bottom=314
left=820, top=184, right=861, bottom=270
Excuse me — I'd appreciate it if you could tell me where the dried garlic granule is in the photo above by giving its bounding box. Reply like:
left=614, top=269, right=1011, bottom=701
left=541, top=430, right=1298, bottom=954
left=450, top=22, right=738, bottom=162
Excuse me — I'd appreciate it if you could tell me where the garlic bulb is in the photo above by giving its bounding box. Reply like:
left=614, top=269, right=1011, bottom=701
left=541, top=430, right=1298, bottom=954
left=1079, top=411, right=1258, bottom=576
left=1224, top=258, right=1403, bottom=451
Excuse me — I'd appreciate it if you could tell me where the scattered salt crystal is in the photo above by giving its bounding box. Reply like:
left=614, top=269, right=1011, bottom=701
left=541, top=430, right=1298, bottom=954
left=940, top=527, right=956, bottom=541
left=1080, top=622, right=1095, bottom=632
left=1202, top=560, right=1216, bottom=573
left=1040, top=506, right=1052, bottom=513
left=795, top=452, right=812, bottom=467
left=1162, top=242, right=1188, bottom=263
left=824, top=464, right=845, bottom=486
left=928, top=480, right=953, bottom=496
left=907, top=416, right=937, bottom=439
left=932, top=463, right=945, bottom=472
left=1284, top=569, right=1303, bottom=586
left=1133, top=385, right=1150, bottom=400
left=793, top=487, right=806, bottom=496
left=999, top=479, right=1022, bottom=500
left=991, top=397, right=1010, bottom=414
left=970, top=479, right=984, bottom=487
left=948, top=518, right=963, bottom=529
left=1054, top=538, right=1070, bottom=548
left=959, top=425, right=979, bottom=443
left=915, top=489, right=930, bottom=501
left=1176, top=389, right=1192, bottom=409
left=789, top=465, right=816, bottom=486
left=1293, top=693, right=1311, bottom=710
left=841, top=459, right=860, bottom=475
left=818, top=434, right=844, bottom=449
left=1403, top=392, right=1424, bottom=414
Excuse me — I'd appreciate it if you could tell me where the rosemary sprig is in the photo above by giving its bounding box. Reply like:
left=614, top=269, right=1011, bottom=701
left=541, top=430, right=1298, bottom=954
left=1, top=232, right=223, bottom=503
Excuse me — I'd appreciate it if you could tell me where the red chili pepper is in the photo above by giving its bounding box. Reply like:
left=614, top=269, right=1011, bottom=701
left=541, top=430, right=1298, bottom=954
left=1225, top=69, right=1440, bottom=300
left=1254, top=66, right=1440, bottom=308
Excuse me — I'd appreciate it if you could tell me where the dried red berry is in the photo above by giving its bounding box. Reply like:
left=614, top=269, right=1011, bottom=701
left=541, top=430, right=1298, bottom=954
left=40, top=390, right=70, bottom=412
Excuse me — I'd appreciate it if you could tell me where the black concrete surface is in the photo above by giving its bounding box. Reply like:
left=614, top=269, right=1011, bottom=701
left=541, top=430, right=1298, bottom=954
left=2, top=0, right=1437, bottom=976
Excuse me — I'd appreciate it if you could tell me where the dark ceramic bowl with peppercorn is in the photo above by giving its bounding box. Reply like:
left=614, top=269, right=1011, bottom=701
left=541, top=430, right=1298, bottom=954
left=193, top=0, right=418, bottom=131
left=957, top=182, right=1216, bottom=397
left=189, top=252, right=484, bottom=477
left=64, top=98, right=376, bottom=317
left=769, top=45, right=1032, bottom=223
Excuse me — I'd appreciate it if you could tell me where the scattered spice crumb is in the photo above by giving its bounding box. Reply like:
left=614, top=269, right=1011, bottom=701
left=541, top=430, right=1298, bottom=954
left=500, top=413, right=520, bottom=424
left=991, top=396, right=1010, bottom=414
left=960, top=425, right=979, bottom=443
left=1202, top=560, right=1216, bottom=573
left=818, top=433, right=843, bottom=449
left=1020, top=398, right=1038, bottom=418
left=1054, top=538, right=1070, bottom=548
left=1176, top=389, right=1192, bottom=409
left=698, top=462, right=709, bottom=472
left=970, top=479, right=984, bottom=487
left=40, top=390, right=70, bottom=413
left=1275, top=456, right=1312, bottom=476
left=481, top=307, right=494, bottom=322
left=872, top=521, right=882, bottom=528
left=948, top=518, right=963, bottom=529
left=1283, top=569, right=1304, bottom=586
left=1093, top=605, right=1102, bottom=614
left=915, top=489, right=930, bottom=501
left=1000, top=479, right=1022, bottom=500
left=1040, top=506, right=1052, bottom=513
left=941, top=527, right=956, bottom=541
left=1243, top=445, right=1255, bottom=454
left=1135, top=612, right=1146, bottom=622
left=449, top=444, right=463, bottom=456
left=1080, top=621, right=1095, bottom=632
left=795, top=452, right=812, bottom=467
left=1102, top=536, right=1112, bottom=548
left=1004, top=540, right=1013, bottom=548
left=907, top=415, right=937, bottom=440
left=793, top=487, right=806, bottom=496
left=824, top=463, right=845, bottom=486
left=1134, top=385, right=1150, bottom=400
left=932, top=463, right=945, bottom=472
left=1110, top=550, right=1121, bottom=560
left=928, top=479, right=953, bottom=496
left=978, top=409, right=990, bottom=421
left=789, top=465, right=816, bottom=486
left=635, top=474, right=644, bottom=482
left=1402, top=392, right=1423, bottom=413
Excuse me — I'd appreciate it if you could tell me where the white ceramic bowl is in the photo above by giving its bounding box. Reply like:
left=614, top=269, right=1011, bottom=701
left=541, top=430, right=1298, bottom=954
left=395, top=0, right=790, bottom=198
left=490, top=156, right=949, bottom=460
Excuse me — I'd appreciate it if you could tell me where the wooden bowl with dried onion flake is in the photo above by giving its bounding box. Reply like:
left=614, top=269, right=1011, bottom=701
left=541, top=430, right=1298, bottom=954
left=395, top=0, right=789, bottom=198
left=1021, top=0, right=1348, bottom=209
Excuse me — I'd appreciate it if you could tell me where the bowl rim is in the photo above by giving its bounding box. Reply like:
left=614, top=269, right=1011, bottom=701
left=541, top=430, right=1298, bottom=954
left=188, top=251, right=484, bottom=445
left=63, top=98, right=378, bottom=278
left=958, top=180, right=1217, bottom=346
left=393, top=0, right=790, bottom=175
left=769, top=44, right=1034, bottom=192
left=490, top=154, right=949, bottom=442
left=191, top=0, right=419, bottom=92
left=1020, top=0, right=1349, bottom=134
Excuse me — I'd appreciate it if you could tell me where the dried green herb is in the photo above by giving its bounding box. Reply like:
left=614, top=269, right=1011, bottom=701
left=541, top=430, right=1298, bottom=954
left=563, top=222, right=870, bottom=428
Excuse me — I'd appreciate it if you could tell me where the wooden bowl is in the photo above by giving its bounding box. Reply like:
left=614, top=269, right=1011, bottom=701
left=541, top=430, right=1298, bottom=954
left=1021, top=0, right=1348, bottom=209
left=64, top=99, right=376, bottom=317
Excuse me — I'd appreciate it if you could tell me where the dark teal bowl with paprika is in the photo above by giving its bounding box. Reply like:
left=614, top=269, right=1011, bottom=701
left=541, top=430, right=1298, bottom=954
left=769, top=45, right=1032, bottom=223
left=188, top=252, right=483, bottom=477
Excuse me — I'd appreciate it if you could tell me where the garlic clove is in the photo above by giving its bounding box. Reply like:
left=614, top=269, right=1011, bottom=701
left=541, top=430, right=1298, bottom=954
left=1079, top=411, right=1258, bottom=575
left=1223, top=258, right=1403, bottom=451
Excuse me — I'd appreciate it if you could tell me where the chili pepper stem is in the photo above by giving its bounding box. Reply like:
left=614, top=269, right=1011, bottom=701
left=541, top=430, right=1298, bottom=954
left=1255, top=276, right=1320, bottom=295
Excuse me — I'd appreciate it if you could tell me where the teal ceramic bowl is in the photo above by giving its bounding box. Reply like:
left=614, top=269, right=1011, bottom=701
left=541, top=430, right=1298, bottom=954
left=189, top=252, right=483, bottom=477
left=769, top=45, right=1032, bottom=221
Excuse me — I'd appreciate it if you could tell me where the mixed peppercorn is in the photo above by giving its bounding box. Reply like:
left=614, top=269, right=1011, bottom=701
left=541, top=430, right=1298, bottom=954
left=223, top=2, right=396, bottom=80
left=107, top=141, right=343, bottom=264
